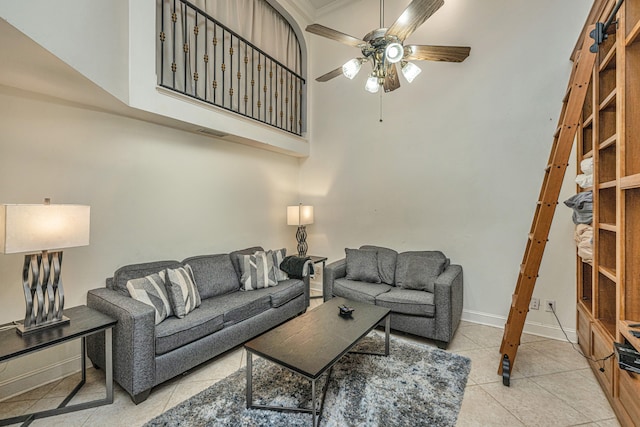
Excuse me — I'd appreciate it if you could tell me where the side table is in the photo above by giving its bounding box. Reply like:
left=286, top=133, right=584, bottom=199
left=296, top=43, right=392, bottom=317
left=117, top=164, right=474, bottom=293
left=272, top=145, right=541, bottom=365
left=306, top=255, right=327, bottom=299
left=0, top=305, right=116, bottom=427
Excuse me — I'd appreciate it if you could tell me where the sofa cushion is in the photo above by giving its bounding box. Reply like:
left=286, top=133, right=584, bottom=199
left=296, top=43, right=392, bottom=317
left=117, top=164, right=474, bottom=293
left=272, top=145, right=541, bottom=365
left=126, top=273, right=172, bottom=325
left=182, top=254, right=239, bottom=299
left=162, top=266, right=202, bottom=318
left=238, top=250, right=277, bottom=290
left=268, top=279, right=304, bottom=307
left=375, top=288, right=435, bottom=317
left=205, top=291, right=273, bottom=326
left=360, top=245, right=398, bottom=285
left=155, top=307, right=224, bottom=355
left=345, top=248, right=381, bottom=283
left=395, top=251, right=447, bottom=293
left=333, top=278, right=392, bottom=304
left=229, top=246, right=264, bottom=280
left=272, top=248, right=289, bottom=281
left=111, top=260, right=182, bottom=295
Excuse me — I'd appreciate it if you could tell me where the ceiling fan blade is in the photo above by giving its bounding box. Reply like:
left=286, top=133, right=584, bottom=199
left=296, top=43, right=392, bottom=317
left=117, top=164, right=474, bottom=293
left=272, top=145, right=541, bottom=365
left=383, top=64, right=401, bottom=92
left=405, top=45, right=471, bottom=62
left=306, top=24, right=365, bottom=48
left=316, top=66, right=344, bottom=82
left=386, top=0, right=444, bottom=41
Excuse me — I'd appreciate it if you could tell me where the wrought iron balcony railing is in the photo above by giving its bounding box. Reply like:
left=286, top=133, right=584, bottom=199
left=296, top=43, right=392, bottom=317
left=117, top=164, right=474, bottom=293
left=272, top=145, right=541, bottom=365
left=158, top=0, right=305, bottom=136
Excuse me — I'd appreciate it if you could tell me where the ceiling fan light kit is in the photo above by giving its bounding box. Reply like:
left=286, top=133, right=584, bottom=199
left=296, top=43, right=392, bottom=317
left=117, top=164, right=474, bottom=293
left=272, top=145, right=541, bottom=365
left=401, top=61, right=422, bottom=83
left=342, top=58, right=363, bottom=79
left=306, top=0, right=470, bottom=94
left=365, top=75, right=381, bottom=93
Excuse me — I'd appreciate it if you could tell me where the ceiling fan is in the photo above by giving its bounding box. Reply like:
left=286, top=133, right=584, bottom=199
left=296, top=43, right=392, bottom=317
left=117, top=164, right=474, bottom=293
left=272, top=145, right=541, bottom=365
left=306, top=0, right=470, bottom=93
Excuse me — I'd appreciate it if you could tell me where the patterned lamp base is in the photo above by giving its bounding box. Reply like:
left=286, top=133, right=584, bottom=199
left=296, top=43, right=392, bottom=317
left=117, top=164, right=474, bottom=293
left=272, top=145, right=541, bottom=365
left=296, top=225, right=308, bottom=257
left=16, top=251, right=70, bottom=336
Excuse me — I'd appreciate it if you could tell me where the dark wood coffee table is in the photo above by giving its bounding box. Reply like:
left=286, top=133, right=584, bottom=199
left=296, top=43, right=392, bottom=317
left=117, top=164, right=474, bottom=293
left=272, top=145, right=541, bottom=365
left=244, top=297, right=390, bottom=427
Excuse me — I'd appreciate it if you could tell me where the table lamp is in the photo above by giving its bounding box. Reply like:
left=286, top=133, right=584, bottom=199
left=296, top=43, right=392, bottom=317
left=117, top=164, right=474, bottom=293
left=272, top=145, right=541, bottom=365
left=287, top=204, right=313, bottom=257
left=0, top=199, right=90, bottom=335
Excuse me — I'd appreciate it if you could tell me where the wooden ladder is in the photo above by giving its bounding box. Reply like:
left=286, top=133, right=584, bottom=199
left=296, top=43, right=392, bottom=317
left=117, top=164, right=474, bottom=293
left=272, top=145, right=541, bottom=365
left=498, top=26, right=597, bottom=386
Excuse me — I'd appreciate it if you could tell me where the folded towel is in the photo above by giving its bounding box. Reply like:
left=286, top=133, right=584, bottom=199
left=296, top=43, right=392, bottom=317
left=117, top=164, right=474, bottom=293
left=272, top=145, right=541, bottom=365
left=575, top=173, right=593, bottom=188
left=564, top=191, right=593, bottom=224
left=280, top=255, right=314, bottom=279
left=580, top=158, right=594, bottom=175
left=574, top=224, right=593, bottom=261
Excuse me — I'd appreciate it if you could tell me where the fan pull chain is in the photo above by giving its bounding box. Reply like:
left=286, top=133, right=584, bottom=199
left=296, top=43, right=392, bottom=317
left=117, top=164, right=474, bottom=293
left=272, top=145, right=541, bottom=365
left=379, top=91, right=383, bottom=122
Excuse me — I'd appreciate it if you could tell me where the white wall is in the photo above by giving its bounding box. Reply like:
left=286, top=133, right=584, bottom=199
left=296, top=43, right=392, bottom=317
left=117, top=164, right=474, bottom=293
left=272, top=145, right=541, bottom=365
left=0, top=0, right=130, bottom=102
left=300, top=0, right=592, bottom=337
left=0, top=86, right=300, bottom=399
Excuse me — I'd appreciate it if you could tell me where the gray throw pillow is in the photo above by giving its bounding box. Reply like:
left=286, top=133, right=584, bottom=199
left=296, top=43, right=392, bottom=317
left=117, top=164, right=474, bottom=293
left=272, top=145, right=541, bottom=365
left=345, top=248, right=381, bottom=283
left=126, top=273, right=172, bottom=325
left=395, top=252, right=447, bottom=292
left=360, top=245, right=398, bottom=285
left=161, top=265, right=201, bottom=318
left=238, top=250, right=278, bottom=290
left=271, top=248, right=288, bottom=281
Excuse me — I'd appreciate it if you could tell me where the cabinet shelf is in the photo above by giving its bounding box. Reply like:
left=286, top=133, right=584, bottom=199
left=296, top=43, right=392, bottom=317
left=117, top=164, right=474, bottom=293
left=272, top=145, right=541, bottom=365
left=599, top=43, right=617, bottom=71
left=599, top=134, right=617, bottom=150
left=599, top=88, right=617, bottom=111
left=599, top=223, right=617, bottom=232
left=620, top=173, right=640, bottom=189
left=627, top=18, right=640, bottom=46
left=584, top=113, right=594, bottom=127
left=598, top=180, right=617, bottom=189
left=599, top=265, right=617, bottom=282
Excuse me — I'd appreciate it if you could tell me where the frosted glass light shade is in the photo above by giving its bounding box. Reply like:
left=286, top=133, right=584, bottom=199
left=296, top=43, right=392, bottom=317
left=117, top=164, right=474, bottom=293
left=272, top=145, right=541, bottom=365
left=365, top=75, right=380, bottom=93
left=401, top=61, right=422, bottom=83
left=287, top=205, right=314, bottom=226
left=342, top=58, right=362, bottom=80
left=0, top=204, right=91, bottom=254
left=385, top=43, right=404, bottom=63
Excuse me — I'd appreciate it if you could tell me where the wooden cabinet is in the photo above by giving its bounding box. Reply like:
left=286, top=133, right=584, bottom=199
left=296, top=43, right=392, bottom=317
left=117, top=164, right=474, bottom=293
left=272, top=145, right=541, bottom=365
left=576, top=1, right=640, bottom=426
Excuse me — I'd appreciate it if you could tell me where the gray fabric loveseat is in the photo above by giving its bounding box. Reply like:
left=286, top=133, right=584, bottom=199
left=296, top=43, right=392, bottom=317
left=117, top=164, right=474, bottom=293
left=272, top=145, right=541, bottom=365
left=323, top=245, right=463, bottom=348
left=86, top=246, right=309, bottom=403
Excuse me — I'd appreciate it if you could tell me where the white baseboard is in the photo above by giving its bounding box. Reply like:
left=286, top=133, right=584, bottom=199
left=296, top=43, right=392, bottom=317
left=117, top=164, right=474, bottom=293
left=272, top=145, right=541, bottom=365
left=461, top=309, right=577, bottom=343
left=0, top=355, right=83, bottom=402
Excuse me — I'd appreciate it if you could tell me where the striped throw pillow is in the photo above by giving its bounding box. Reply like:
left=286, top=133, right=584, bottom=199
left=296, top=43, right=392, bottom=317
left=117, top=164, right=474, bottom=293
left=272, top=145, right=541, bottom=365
left=238, top=250, right=277, bottom=291
left=272, top=248, right=288, bottom=281
left=162, top=265, right=201, bottom=318
left=126, top=273, right=172, bottom=325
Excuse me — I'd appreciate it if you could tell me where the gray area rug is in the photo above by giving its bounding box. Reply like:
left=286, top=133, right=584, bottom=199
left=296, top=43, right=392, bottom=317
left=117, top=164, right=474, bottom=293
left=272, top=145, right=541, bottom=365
left=145, top=334, right=471, bottom=426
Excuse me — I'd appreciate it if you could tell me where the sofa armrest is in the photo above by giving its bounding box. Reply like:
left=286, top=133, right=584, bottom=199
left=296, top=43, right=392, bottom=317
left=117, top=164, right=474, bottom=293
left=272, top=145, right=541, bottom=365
left=323, top=258, right=346, bottom=302
left=86, top=288, right=156, bottom=399
left=433, top=264, right=463, bottom=343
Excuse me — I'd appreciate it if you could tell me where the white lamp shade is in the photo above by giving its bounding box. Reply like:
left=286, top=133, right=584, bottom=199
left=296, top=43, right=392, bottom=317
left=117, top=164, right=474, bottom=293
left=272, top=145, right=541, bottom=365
left=287, top=205, right=314, bottom=226
left=401, top=61, right=422, bottom=83
left=365, top=75, right=380, bottom=93
left=0, top=204, right=91, bottom=254
left=342, top=58, right=362, bottom=80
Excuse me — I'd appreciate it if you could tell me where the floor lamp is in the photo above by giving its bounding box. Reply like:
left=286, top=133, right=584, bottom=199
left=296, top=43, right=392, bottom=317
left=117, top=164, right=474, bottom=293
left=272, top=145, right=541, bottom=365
left=287, top=204, right=314, bottom=257
left=0, top=199, right=90, bottom=336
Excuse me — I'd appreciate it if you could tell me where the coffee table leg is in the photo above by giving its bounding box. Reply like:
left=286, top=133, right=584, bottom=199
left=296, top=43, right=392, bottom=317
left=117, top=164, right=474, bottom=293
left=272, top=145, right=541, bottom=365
left=385, top=315, right=390, bottom=356
left=246, top=351, right=253, bottom=408
left=311, top=378, right=317, bottom=427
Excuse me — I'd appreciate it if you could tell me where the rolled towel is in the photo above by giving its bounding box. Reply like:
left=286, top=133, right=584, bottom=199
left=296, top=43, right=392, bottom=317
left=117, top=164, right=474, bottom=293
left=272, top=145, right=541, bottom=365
left=580, top=158, right=593, bottom=175
left=575, top=173, right=593, bottom=188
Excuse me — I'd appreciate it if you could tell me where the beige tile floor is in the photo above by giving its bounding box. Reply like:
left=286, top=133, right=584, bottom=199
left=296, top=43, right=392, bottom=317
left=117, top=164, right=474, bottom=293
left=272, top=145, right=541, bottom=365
left=0, top=294, right=620, bottom=427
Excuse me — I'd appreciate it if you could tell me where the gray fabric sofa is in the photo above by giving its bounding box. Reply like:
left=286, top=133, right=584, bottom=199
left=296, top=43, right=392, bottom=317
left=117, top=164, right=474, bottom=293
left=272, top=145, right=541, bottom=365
left=86, top=246, right=309, bottom=403
left=323, top=245, right=463, bottom=349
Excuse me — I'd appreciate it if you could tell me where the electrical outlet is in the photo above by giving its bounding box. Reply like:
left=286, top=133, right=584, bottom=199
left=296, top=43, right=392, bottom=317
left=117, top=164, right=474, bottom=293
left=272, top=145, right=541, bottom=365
left=545, top=300, right=556, bottom=312
left=530, top=298, right=540, bottom=310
